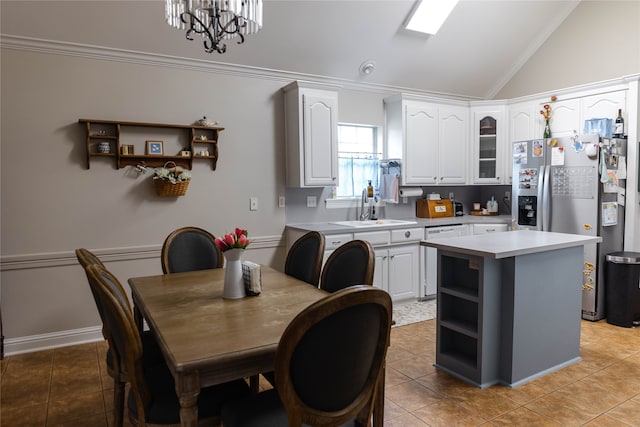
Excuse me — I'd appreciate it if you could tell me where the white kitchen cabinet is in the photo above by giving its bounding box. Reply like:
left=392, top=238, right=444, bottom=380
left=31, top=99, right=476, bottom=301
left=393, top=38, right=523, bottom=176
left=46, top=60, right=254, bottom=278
left=581, top=90, right=627, bottom=128
left=508, top=101, right=538, bottom=143
left=283, top=81, right=339, bottom=187
left=388, top=245, right=419, bottom=301
left=542, top=98, right=580, bottom=138
left=471, top=106, right=506, bottom=184
left=373, top=248, right=389, bottom=292
left=385, top=95, right=468, bottom=185
left=471, top=223, right=508, bottom=234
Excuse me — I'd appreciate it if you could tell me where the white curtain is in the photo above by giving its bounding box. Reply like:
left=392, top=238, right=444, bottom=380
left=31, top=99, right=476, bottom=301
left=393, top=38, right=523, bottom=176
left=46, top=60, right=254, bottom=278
left=336, top=157, right=379, bottom=197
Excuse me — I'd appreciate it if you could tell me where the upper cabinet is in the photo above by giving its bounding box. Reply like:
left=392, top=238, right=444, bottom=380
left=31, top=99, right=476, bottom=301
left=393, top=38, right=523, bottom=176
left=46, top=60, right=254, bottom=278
left=283, top=81, right=339, bottom=187
left=385, top=95, right=468, bottom=185
left=508, top=101, right=538, bottom=143
left=470, top=105, right=506, bottom=184
left=581, top=90, right=627, bottom=127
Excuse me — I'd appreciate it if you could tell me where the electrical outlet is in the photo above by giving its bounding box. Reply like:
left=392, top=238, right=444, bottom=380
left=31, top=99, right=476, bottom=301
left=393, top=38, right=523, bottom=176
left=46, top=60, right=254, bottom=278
left=250, top=197, right=258, bottom=211
left=449, top=192, right=454, bottom=200
left=278, top=196, right=286, bottom=208
left=505, top=191, right=511, bottom=202
left=307, top=196, right=317, bottom=208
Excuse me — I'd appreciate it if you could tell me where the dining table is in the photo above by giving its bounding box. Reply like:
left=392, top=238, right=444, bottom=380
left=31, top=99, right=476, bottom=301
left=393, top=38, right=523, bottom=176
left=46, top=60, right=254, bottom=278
left=128, top=265, right=386, bottom=427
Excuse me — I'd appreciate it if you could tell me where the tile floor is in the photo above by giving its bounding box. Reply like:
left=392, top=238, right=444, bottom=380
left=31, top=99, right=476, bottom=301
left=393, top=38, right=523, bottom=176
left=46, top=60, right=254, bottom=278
left=1, top=319, right=640, bottom=426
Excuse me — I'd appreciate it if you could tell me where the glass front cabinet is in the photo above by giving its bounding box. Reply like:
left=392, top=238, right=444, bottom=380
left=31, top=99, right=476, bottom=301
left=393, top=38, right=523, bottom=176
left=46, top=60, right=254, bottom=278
left=471, top=106, right=506, bottom=184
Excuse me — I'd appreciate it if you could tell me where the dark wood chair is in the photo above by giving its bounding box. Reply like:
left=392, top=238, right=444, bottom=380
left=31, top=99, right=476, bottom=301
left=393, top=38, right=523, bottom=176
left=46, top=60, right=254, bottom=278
left=75, top=248, right=163, bottom=427
left=284, top=231, right=325, bottom=287
left=221, top=285, right=392, bottom=426
left=86, top=264, right=250, bottom=427
left=161, top=226, right=224, bottom=274
left=320, top=239, right=375, bottom=293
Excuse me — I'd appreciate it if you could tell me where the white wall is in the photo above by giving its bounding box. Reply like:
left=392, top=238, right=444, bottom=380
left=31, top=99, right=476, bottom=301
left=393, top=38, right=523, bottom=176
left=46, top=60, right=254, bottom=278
left=496, top=1, right=640, bottom=99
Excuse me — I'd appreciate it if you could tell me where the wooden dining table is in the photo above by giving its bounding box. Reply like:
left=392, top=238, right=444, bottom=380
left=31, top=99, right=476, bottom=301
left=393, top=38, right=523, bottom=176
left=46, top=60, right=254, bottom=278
left=128, top=265, right=386, bottom=427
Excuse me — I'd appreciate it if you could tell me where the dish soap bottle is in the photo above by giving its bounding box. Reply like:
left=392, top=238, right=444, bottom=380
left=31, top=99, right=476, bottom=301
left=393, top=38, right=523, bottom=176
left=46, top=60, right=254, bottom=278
left=367, top=180, right=374, bottom=198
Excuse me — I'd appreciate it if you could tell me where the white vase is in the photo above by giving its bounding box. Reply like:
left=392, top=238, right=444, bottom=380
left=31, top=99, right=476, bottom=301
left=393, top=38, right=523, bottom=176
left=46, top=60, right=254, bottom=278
left=223, top=248, right=246, bottom=299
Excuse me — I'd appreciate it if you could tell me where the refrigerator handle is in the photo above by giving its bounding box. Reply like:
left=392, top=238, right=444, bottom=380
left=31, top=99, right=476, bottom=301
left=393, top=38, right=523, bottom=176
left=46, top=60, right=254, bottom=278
left=542, top=163, right=551, bottom=231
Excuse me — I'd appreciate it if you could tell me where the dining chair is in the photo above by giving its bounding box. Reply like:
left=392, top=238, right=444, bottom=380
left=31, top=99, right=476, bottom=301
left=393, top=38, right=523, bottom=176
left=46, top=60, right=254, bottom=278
left=221, top=285, right=392, bottom=427
left=284, top=231, right=325, bottom=287
left=75, top=248, right=163, bottom=427
left=161, top=226, right=224, bottom=274
left=320, top=239, right=375, bottom=293
left=86, top=264, right=251, bottom=427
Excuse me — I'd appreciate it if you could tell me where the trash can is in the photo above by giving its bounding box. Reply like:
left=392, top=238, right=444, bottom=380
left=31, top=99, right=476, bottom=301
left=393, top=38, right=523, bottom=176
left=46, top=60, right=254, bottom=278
left=605, top=252, right=640, bottom=327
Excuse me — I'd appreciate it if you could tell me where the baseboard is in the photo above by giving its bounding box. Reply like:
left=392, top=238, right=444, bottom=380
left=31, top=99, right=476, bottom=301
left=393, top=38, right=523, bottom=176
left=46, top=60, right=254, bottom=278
left=4, top=326, right=104, bottom=356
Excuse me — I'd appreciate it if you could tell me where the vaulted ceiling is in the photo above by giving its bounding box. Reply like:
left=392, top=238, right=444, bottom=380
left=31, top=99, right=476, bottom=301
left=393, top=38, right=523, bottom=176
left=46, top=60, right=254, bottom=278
left=1, top=1, right=581, bottom=99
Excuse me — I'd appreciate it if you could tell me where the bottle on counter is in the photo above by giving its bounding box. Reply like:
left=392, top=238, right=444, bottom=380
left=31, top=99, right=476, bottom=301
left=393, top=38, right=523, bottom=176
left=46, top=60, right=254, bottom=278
left=613, top=109, right=624, bottom=138
left=367, top=180, right=374, bottom=197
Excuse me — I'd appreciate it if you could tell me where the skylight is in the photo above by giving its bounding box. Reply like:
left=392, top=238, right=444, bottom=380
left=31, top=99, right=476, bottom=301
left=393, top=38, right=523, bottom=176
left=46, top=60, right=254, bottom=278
left=404, top=0, right=459, bottom=35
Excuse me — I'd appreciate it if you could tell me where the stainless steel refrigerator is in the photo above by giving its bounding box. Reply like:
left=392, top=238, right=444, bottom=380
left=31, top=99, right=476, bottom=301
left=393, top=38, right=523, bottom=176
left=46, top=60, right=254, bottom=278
left=511, top=135, right=627, bottom=321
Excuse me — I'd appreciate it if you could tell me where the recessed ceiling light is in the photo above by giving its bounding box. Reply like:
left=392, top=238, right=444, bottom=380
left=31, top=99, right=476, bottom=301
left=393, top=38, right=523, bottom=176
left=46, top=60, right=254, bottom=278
left=404, top=0, right=458, bottom=35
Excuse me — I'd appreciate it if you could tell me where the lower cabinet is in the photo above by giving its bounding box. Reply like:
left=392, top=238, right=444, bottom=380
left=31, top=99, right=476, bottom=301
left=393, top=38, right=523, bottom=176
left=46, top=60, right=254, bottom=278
left=387, top=245, right=419, bottom=301
left=436, top=250, right=502, bottom=387
left=286, top=227, right=421, bottom=302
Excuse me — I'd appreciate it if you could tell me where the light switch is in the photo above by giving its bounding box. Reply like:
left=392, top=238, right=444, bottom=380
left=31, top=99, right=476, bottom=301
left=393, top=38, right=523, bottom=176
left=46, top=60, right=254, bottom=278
left=307, top=196, right=317, bottom=208
left=250, top=197, right=258, bottom=211
left=279, top=196, right=286, bottom=208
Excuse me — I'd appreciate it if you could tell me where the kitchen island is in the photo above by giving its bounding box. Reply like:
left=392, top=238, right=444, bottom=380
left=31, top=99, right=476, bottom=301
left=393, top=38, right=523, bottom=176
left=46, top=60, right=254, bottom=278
left=421, top=230, right=601, bottom=388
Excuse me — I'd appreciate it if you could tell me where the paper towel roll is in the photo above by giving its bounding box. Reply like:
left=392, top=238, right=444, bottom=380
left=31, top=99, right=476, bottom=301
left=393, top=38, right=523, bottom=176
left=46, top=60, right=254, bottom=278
left=398, top=187, right=424, bottom=197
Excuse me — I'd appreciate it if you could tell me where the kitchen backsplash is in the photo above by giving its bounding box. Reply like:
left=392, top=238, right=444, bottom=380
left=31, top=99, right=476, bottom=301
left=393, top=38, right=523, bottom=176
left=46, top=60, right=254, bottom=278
left=285, top=185, right=512, bottom=224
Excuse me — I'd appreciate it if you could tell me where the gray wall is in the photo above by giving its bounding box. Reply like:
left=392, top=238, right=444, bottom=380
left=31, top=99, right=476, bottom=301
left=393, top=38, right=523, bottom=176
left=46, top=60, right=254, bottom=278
left=1, top=0, right=639, bottom=354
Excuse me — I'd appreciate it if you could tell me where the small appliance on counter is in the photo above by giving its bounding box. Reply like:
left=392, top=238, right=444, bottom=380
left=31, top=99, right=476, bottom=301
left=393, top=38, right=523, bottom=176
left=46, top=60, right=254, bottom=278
left=453, top=201, right=464, bottom=216
left=416, top=199, right=454, bottom=218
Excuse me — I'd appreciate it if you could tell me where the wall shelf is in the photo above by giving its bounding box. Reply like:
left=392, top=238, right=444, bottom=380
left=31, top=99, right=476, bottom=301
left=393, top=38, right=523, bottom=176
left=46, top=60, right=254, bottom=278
left=79, top=119, right=225, bottom=170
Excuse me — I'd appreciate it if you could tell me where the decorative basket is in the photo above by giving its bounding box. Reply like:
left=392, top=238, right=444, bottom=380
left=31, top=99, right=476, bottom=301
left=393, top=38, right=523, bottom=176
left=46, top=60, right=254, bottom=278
left=153, top=162, right=190, bottom=196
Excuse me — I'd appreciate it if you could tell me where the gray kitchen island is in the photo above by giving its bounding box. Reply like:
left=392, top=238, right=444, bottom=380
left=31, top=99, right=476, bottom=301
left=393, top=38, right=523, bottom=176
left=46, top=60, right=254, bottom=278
left=421, top=230, right=601, bottom=388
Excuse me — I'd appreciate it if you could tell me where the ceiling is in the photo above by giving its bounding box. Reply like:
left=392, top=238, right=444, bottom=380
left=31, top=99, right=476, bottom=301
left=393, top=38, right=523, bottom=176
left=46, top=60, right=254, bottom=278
left=1, top=0, right=581, bottom=100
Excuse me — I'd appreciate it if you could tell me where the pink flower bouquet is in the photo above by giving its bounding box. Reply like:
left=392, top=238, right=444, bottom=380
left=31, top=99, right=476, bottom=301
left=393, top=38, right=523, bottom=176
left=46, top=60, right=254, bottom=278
left=215, top=228, right=250, bottom=252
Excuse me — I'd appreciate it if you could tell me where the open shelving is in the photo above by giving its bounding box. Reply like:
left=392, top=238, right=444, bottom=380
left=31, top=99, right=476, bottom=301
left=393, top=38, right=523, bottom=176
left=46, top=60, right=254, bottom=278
left=79, top=119, right=224, bottom=170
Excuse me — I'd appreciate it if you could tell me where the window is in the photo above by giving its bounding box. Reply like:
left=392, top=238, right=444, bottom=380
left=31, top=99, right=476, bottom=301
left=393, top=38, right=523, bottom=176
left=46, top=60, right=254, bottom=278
left=336, top=124, right=381, bottom=198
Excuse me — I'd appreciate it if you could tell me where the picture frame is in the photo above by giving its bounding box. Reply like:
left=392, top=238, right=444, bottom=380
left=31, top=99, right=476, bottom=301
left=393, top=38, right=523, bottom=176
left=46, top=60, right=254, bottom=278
left=146, top=140, right=164, bottom=156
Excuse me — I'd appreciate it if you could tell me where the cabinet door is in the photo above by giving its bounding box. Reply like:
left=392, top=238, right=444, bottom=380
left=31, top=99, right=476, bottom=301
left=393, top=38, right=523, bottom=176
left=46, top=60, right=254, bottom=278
left=388, top=245, right=418, bottom=301
left=472, top=109, right=505, bottom=184
left=509, top=102, right=537, bottom=143
left=373, top=248, right=389, bottom=292
left=302, top=93, right=339, bottom=186
left=545, top=98, right=580, bottom=138
left=439, top=106, right=468, bottom=184
left=581, top=90, right=627, bottom=127
left=404, top=101, right=438, bottom=185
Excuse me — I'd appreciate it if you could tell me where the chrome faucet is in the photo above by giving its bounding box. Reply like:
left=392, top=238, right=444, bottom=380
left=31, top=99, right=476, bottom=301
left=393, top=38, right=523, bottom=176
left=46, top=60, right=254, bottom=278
left=359, top=189, right=370, bottom=221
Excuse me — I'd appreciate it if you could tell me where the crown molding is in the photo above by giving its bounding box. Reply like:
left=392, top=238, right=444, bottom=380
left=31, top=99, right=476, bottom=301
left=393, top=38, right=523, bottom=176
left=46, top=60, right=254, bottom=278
left=0, top=34, right=481, bottom=101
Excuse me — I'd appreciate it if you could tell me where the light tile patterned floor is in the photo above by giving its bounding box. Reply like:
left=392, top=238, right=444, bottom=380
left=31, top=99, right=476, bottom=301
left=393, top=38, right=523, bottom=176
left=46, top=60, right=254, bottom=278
left=2, top=318, right=640, bottom=426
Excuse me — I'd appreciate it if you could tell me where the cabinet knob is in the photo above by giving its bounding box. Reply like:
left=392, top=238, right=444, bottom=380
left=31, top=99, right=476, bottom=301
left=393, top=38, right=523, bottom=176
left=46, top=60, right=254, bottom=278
left=496, top=177, right=500, bottom=180
left=439, top=177, right=443, bottom=180
left=405, top=231, right=411, bottom=238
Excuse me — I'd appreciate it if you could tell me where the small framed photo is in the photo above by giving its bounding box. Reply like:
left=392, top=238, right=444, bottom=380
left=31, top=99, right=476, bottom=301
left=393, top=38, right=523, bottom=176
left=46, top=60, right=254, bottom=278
left=146, top=140, right=164, bottom=156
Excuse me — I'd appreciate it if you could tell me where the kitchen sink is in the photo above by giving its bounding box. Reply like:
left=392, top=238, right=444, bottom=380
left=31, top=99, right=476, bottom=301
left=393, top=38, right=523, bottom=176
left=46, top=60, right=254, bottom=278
left=329, top=219, right=418, bottom=228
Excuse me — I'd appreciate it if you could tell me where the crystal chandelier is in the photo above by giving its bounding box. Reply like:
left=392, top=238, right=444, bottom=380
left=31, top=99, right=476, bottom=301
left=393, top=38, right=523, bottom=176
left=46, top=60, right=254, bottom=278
left=165, top=0, right=263, bottom=54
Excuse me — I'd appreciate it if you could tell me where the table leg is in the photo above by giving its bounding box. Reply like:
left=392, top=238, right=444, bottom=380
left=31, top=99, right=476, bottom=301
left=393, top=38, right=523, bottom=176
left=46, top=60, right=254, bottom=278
left=175, top=372, right=200, bottom=427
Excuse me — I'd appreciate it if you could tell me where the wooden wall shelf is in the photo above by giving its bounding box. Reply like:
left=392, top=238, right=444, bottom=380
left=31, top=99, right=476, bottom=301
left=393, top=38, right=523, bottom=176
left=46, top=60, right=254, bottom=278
left=78, top=119, right=224, bottom=170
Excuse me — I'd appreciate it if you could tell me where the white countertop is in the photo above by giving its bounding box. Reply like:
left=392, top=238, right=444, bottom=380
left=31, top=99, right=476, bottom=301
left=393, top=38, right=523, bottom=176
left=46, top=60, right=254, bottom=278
left=420, top=230, right=602, bottom=259
left=286, top=215, right=513, bottom=234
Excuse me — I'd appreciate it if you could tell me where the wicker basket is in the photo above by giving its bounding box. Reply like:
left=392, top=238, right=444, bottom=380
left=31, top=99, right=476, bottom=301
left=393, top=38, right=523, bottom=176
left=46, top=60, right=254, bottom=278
left=153, top=162, right=190, bottom=196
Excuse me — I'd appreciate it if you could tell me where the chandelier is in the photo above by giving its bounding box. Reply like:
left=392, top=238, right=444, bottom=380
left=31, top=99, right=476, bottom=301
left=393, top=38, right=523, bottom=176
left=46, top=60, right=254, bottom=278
left=165, top=0, right=263, bottom=54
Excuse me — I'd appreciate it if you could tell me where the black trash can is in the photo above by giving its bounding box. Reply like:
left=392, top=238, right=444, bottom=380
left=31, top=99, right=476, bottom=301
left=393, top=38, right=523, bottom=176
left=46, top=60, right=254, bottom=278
left=605, top=251, right=640, bottom=327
